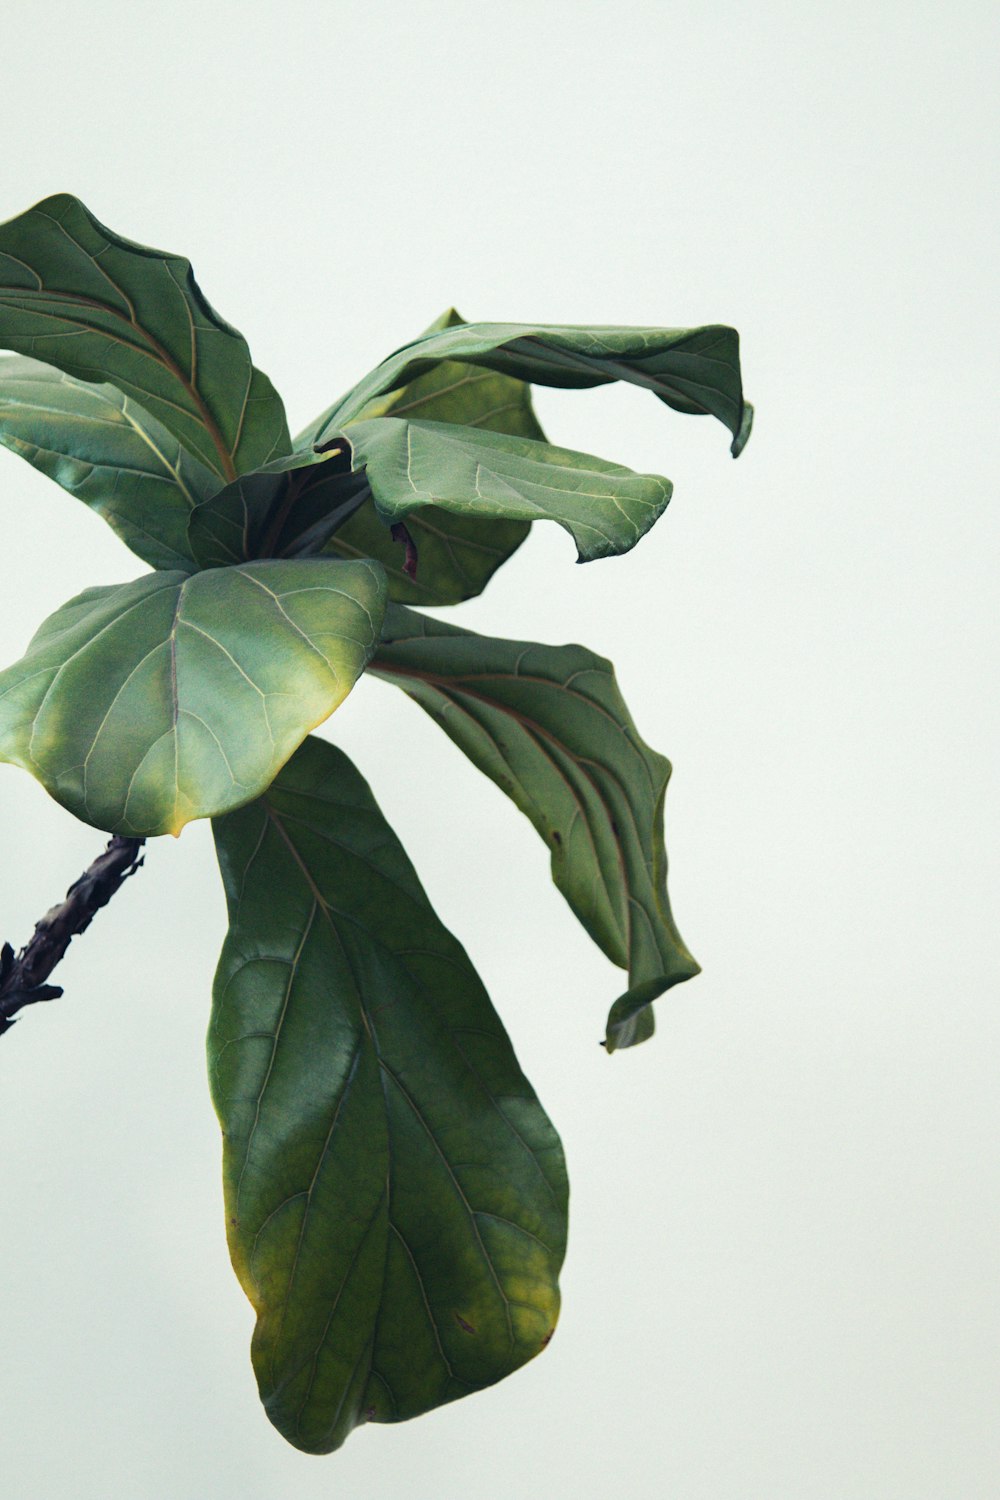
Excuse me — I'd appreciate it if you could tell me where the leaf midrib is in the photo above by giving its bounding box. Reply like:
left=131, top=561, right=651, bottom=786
left=0, top=283, right=239, bottom=481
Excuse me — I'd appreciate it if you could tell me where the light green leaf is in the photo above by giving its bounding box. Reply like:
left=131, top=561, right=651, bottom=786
left=304, top=319, right=752, bottom=457
left=340, top=417, right=673, bottom=563
left=371, top=605, right=700, bottom=1049
left=0, top=354, right=218, bottom=570
left=0, top=194, right=291, bottom=483
left=0, top=559, right=385, bottom=836
left=324, top=309, right=546, bottom=606
left=210, top=735, right=567, bottom=1453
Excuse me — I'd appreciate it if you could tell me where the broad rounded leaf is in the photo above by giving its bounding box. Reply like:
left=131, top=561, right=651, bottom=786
left=372, top=605, right=700, bottom=1049
left=0, top=559, right=385, bottom=836
left=304, top=320, right=752, bottom=458
left=0, top=194, right=291, bottom=482
left=210, top=736, right=567, bottom=1453
left=340, top=417, right=673, bottom=563
left=0, top=354, right=217, bottom=570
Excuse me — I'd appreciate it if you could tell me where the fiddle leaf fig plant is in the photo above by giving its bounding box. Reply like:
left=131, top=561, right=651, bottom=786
left=0, top=194, right=752, bottom=1455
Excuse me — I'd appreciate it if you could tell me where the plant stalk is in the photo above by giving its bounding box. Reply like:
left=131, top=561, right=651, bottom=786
left=0, top=835, right=145, bottom=1037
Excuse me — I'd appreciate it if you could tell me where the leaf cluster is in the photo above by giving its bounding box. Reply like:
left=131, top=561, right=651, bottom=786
left=0, top=195, right=750, bottom=1452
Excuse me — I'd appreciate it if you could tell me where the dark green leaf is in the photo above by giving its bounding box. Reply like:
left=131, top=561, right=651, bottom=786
left=324, top=309, right=545, bottom=605
left=0, top=354, right=218, bottom=570
left=304, top=320, right=752, bottom=457
left=186, top=443, right=375, bottom=570
left=371, top=605, right=700, bottom=1049
left=0, top=194, right=291, bottom=483
left=210, top=735, right=567, bottom=1453
left=0, top=559, right=385, bottom=836
left=339, top=418, right=673, bottom=563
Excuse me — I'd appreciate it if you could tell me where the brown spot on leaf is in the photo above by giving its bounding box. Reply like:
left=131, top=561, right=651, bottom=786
left=455, top=1314, right=478, bottom=1335
left=551, top=831, right=562, bottom=847
left=540, top=1327, right=555, bottom=1349
left=363, top=1405, right=376, bottom=1421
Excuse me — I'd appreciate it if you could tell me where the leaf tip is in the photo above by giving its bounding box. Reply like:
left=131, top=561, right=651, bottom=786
left=731, top=401, right=754, bottom=458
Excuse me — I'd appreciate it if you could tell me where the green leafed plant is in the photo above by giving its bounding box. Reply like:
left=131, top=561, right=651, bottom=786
left=0, top=194, right=751, bottom=1454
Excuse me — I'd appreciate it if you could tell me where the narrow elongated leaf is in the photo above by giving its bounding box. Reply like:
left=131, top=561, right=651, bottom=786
left=341, top=417, right=672, bottom=563
left=0, top=559, right=385, bottom=836
left=210, top=736, right=567, bottom=1453
left=304, top=320, right=752, bottom=457
left=0, top=355, right=218, bottom=570
left=371, top=605, right=700, bottom=1049
left=0, top=194, right=291, bottom=482
left=324, top=309, right=546, bottom=605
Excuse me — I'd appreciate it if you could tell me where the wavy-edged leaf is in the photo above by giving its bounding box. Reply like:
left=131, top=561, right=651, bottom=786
left=304, top=320, right=752, bottom=457
left=210, top=735, right=567, bottom=1453
left=0, top=559, right=385, bottom=836
left=0, top=354, right=218, bottom=570
left=0, top=194, right=291, bottom=482
left=339, top=418, right=672, bottom=564
left=323, top=309, right=546, bottom=606
left=371, top=605, right=700, bottom=1049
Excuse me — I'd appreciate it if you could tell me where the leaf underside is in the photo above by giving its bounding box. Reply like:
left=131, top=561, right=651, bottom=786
left=210, top=736, right=567, bottom=1453
left=0, top=559, right=385, bottom=836
left=371, top=605, right=699, bottom=1049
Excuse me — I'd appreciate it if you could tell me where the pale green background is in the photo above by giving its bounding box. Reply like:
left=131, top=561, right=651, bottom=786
left=1, top=2, right=997, bottom=1496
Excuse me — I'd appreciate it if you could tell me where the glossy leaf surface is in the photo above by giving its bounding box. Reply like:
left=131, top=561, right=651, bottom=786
left=306, top=320, right=752, bottom=457
left=210, top=736, right=567, bottom=1452
left=0, top=194, right=290, bottom=482
left=372, top=605, right=700, bottom=1048
left=0, top=354, right=217, bottom=570
left=0, top=560, right=385, bottom=836
left=341, top=418, right=672, bottom=563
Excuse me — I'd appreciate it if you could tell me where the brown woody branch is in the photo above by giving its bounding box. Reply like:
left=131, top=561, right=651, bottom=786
left=0, top=835, right=145, bottom=1037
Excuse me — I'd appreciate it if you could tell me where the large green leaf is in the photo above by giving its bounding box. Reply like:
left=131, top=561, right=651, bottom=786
left=210, top=735, right=567, bottom=1453
left=371, top=605, right=700, bottom=1049
left=339, top=418, right=673, bottom=563
left=0, top=354, right=218, bottom=570
left=0, top=194, right=290, bottom=483
left=304, top=320, right=753, bottom=457
left=0, top=560, right=385, bottom=836
left=323, top=309, right=546, bottom=606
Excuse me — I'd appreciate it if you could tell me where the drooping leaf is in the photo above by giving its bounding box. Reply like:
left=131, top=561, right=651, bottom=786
left=210, top=735, right=567, bottom=1453
left=323, top=309, right=546, bottom=606
left=0, top=354, right=218, bottom=570
left=0, top=559, right=385, bottom=836
left=303, top=320, right=752, bottom=458
left=337, top=418, right=673, bottom=563
left=0, top=194, right=291, bottom=483
left=371, top=605, right=700, bottom=1049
